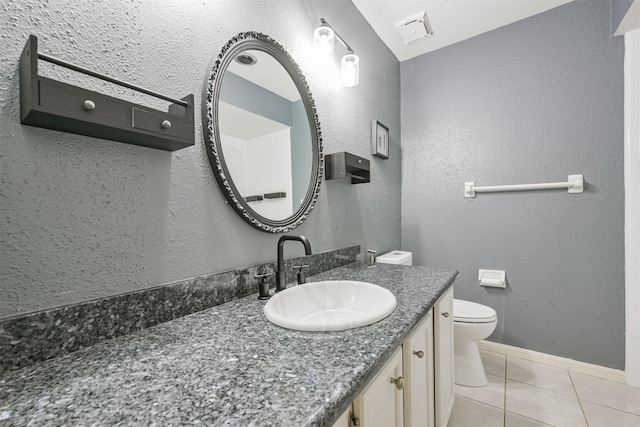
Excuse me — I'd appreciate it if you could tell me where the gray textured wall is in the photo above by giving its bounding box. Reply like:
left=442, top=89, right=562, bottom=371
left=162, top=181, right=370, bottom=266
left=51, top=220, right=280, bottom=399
left=401, top=0, right=625, bottom=369
left=0, top=0, right=401, bottom=319
left=220, top=73, right=294, bottom=127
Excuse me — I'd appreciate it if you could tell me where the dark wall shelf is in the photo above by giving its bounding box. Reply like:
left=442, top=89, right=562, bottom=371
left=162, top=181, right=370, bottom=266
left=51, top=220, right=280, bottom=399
left=19, top=35, right=195, bottom=152
left=325, top=152, right=370, bottom=184
left=264, top=192, right=287, bottom=199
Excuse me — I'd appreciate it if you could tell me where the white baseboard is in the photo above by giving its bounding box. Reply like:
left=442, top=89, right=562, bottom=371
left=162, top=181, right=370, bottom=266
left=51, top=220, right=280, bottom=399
left=478, top=341, right=627, bottom=384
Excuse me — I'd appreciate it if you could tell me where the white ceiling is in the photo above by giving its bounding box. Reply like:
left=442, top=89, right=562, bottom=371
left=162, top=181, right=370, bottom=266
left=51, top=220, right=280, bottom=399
left=351, top=0, right=574, bottom=62
left=614, top=0, right=640, bottom=36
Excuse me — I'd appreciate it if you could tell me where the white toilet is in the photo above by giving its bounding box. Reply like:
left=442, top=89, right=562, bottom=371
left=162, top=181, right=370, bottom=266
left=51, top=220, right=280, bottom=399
left=376, top=250, right=498, bottom=387
left=453, top=299, right=497, bottom=387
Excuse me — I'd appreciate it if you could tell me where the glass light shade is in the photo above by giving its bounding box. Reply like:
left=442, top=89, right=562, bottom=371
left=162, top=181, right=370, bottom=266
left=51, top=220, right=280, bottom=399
left=341, top=53, right=359, bottom=87
left=313, top=26, right=335, bottom=66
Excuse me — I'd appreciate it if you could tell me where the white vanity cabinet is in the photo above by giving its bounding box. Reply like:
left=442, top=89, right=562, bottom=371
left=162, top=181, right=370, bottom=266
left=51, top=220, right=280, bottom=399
left=331, top=348, right=404, bottom=427
left=403, top=309, right=435, bottom=427
left=353, top=347, right=405, bottom=427
left=403, top=290, right=455, bottom=427
left=331, top=288, right=454, bottom=427
left=332, top=407, right=351, bottom=427
left=434, top=287, right=455, bottom=427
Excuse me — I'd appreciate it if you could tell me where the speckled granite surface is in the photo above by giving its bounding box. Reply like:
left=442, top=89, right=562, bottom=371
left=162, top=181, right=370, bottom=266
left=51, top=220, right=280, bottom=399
left=0, top=246, right=360, bottom=373
left=0, top=263, right=457, bottom=427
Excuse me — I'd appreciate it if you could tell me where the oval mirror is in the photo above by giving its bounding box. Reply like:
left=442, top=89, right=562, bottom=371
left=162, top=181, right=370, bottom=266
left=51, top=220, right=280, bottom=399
left=202, top=32, right=323, bottom=233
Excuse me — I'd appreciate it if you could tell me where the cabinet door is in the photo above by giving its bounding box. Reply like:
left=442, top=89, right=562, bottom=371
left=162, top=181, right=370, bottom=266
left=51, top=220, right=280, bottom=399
left=331, top=405, right=351, bottom=427
left=404, top=309, right=435, bottom=427
left=353, top=347, right=404, bottom=427
left=434, top=288, right=454, bottom=427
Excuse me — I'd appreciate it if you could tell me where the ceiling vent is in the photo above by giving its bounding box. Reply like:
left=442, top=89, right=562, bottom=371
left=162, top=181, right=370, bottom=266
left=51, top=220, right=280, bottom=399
left=396, top=12, right=433, bottom=44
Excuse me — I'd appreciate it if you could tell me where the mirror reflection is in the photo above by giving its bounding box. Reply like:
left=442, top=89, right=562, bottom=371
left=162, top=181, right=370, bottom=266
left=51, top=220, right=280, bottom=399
left=218, top=49, right=313, bottom=221
left=202, top=32, right=322, bottom=233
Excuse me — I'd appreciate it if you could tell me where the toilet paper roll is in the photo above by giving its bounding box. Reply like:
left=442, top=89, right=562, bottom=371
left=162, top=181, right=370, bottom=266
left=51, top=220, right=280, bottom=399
left=479, top=278, right=505, bottom=288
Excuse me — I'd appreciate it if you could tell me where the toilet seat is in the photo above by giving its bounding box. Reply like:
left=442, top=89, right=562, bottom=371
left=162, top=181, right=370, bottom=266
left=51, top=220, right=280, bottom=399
left=453, top=299, right=497, bottom=323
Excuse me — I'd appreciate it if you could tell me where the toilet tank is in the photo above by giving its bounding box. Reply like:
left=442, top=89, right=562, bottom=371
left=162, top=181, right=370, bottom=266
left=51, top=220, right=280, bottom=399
left=376, top=250, right=413, bottom=265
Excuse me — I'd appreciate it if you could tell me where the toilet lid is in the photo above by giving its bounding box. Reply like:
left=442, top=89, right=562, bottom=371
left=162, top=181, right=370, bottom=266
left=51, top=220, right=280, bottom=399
left=453, top=299, right=497, bottom=323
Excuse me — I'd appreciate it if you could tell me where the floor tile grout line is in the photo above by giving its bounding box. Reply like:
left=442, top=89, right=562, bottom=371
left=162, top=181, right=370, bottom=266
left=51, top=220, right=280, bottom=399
left=481, top=349, right=625, bottom=384
left=568, top=370, right=590, bottom=426
left=504, top=410, right=556, bottom=426
left=505, top=376, right=579, bottom=397
left=453, top=389, right=640, bottom=426
left=502, top=382, right=562, bottom=427
left=452, top=392, right=504, bottom=411
left=450, top=394, right=507, bottom=426
left=503, top=357, right=587, bottom=427
left=575, top=395, right=640, bottom=418
left=484, top=350, right=640, bottom=426
left=568, top=370, right=640, bottom=417
left=489, top=350, right=576, bottom=395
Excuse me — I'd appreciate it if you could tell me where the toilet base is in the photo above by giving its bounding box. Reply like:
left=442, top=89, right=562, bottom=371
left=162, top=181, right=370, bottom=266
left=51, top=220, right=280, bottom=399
left=454, top=340, right=488, bottom=387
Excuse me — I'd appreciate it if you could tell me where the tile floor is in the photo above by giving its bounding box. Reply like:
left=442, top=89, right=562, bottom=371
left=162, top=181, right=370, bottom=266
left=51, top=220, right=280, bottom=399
left=447, top=351, right=640, bottom=427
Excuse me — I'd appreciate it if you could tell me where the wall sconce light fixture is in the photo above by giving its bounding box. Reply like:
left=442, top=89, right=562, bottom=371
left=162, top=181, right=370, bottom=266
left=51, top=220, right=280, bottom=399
left=314, top=18, right=359, bottom=87
left=313, top=25, right=335, bottom=67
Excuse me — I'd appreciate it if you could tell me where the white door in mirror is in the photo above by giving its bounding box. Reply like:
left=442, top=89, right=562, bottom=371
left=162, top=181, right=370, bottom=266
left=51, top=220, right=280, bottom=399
left=263, top=280, right=397, bottom=332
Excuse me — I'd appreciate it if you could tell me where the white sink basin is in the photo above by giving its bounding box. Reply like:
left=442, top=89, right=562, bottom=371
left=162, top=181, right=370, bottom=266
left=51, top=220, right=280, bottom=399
left=263, top=280, right=397, bottom=331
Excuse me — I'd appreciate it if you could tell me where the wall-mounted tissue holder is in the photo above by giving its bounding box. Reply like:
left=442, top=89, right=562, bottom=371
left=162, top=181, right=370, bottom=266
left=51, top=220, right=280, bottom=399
left=478, top=269, right=506, bottom=288
left=325, top=152, right=370, bottom=184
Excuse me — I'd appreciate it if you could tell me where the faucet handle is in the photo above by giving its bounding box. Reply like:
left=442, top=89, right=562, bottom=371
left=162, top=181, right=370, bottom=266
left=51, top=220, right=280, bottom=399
left=367, top=249, right=377, bottom=266
left=255, top=271, right=274, bottom=280
left=255, top=270, right=274, bottom=300
left=293, top=264, right=310, bottom=285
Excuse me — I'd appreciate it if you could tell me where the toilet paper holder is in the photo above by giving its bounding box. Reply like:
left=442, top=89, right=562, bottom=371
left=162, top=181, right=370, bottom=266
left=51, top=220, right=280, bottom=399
left=478, top=269, right=506, bottom=288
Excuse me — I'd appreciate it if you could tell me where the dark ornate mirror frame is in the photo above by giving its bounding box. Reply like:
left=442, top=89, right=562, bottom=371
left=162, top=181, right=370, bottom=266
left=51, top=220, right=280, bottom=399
left=202, top=32, right=323, bottom=233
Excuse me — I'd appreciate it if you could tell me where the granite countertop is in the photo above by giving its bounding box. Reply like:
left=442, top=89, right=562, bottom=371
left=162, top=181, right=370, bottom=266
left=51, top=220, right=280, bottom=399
left=0, top=263, right=457, bottom=427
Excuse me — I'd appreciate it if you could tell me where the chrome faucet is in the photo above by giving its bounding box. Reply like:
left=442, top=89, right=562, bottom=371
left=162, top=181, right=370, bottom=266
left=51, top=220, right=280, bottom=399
left=276, top=235, right=312, bottom=292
